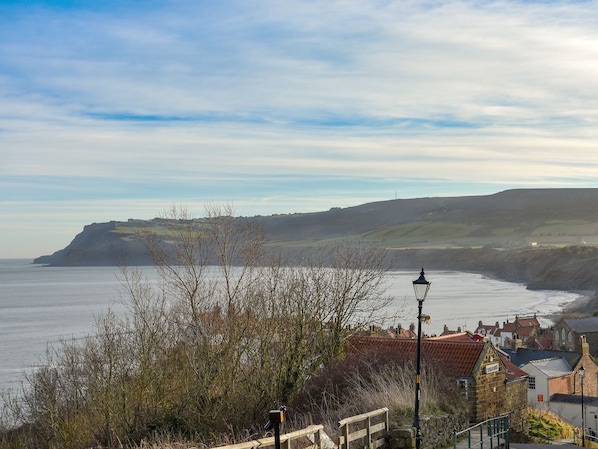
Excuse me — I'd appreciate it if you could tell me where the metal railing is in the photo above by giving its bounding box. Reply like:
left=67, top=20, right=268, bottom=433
left=453, top=415, right=509, bottom=449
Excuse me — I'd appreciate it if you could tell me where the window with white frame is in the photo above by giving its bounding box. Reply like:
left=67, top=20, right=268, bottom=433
left=457, top=379, right=469, bottom=398
left=528, top=376, right=536, bottom=390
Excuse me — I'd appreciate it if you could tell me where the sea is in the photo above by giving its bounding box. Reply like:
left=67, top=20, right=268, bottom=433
left=0, top=258, right=584, bottom=402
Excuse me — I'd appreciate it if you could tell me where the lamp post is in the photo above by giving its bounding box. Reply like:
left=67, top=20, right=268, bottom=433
left=580, top=365, right=586, bottom=447
left=413, top=268, right=431, bottom=449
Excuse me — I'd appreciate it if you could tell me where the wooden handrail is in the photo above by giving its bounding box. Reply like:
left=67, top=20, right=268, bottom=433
left=212, top=424, right=324, bottom=449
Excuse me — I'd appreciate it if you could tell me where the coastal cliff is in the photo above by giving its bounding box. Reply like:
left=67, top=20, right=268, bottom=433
left=34, top=189, right=598, bottom=311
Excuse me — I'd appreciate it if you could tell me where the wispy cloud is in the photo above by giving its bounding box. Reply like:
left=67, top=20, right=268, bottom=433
left=2, top=0, right=598, bottom=257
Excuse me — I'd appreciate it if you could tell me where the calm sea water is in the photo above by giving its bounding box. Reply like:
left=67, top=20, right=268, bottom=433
left=0, top=258, right=582, bottom=398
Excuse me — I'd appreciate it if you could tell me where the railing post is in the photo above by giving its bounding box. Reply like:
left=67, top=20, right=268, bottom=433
left=480, top=422, right=483, bottom=449
left=367, top=416, right=372, bottom=449
left=504, top=415, right=509, bottom=449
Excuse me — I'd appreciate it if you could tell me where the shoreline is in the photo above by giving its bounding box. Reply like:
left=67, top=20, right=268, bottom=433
left=561, top=289, right=597, bottom=314
left=541, top=289, right=597, bottom=325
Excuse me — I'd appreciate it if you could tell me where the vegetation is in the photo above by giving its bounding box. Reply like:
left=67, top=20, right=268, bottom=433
left=528, top=408, right=575, bottom=442
left=292, top=348, right=466, bottom=437
left=1, top=205, right=401, bottom=449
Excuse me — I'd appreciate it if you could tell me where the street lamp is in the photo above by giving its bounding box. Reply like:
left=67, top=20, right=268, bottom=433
left=580, top=365, right=586, bottom=447
left=413, top=268, right=431, bottom=449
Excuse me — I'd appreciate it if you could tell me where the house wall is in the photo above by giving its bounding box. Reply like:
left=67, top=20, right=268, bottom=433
left=524, top=364, right=550, bottom=406
left=550, top=374, right=575, bottom=396
left=548, top=401, right=598, bottom=430
left=548, top=401, right=584, bottom=428
left=470, top=347, right=523, bottom=425
left=574, top=345, right=598, bottom=398
left=506, top=379, right=529, bottom=434
left=541, top=397, right=598, bottom=433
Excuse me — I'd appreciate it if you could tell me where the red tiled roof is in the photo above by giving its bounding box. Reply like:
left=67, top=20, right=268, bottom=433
left=499, top=354, right=528, bottom=381
left=477, top=324, right=499, bottom=332
left=515, top=326, right=536, bottom=337
left=346, top=335, right=487, bottom=378
left=518, top=316, right=540, bottom=327
left=430, top=331, right=486, bottom=342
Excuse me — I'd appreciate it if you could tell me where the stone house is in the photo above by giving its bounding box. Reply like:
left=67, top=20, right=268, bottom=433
left=553, top=317, right=598, bottom=356
left=345, top=335, right=528, bottom=433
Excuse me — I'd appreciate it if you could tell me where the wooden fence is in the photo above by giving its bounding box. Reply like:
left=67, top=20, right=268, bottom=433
left=212, top=424, right=325, bottom=449
left=338, top=407, right=389, bottom=449
left=212, top=407, right=389, bottom=449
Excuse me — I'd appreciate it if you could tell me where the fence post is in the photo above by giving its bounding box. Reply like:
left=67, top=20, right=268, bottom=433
left=343, top=421, right=349, bottom=449
left=367, top=416, right=372, bottom=449
left=316, top=426, right=323, bottom=449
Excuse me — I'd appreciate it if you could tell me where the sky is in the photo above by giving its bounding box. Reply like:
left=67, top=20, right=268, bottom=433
left=2, top=0, right=598, bottom=258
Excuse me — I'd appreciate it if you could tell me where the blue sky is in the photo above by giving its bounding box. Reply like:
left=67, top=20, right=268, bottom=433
left=3, top=0, right=598, bottom=258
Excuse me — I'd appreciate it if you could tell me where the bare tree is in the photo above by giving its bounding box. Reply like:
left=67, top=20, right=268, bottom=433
left=3, top=204, right=393, bottom=448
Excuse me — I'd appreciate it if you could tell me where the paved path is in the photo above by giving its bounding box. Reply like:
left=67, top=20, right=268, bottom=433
left=511, top=442, right=577, bottom=449
left=451, top=437, right=577, bottom=449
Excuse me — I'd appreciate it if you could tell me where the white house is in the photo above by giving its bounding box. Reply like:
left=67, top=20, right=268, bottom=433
left=520, top=357, right=574, bottom=406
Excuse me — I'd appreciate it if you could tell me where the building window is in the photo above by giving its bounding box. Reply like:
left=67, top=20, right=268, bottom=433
left=528, top=376, right=536, bottom=390
left=458, top=379, right=469, bottom=398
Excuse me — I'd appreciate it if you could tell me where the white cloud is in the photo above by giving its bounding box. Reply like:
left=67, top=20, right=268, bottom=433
left=3, top=0, right=598, bottom=257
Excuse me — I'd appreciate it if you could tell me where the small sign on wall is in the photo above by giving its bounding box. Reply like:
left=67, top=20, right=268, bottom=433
left=537, top=394, right=544, bottom=402
left=484, top=363, right=499, bottom=374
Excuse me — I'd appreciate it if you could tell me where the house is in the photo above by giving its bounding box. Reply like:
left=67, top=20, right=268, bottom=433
left=504, top=337, right=598, bottom=398
left=519, top=357, right=574, bottom=406
left=475, top=315, right=544, bottom=348
left=553, top=317, right=598, bottom=356
left=501, top=336, right=598, bottom=428
left=473, top=321, right=502, bottom=346
left=346, top=334, right=528, bottom=433
left=501, top=346, right=581, bottom=373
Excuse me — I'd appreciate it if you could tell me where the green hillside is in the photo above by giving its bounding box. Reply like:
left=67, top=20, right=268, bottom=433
left=32, top=189, right=598, bottom=306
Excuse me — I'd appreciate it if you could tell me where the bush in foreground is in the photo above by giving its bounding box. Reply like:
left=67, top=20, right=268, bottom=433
left=1, top=206, right=393, bottom=449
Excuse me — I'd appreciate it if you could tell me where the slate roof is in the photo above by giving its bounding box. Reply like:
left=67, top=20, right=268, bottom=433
left=502, top=356, right=529, bottom=382
left=563, top=317, right=598, bottom=333
left=346, top=336, right=488, bottom=378
left=502, top=347, right=582, bottom=368
left=526, top=357, right=573, bottom=378
left=550, top=393, right=598, bottom=406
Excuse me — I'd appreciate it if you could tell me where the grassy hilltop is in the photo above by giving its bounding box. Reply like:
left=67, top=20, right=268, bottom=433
left=34, top=188, right=598, bottom=310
